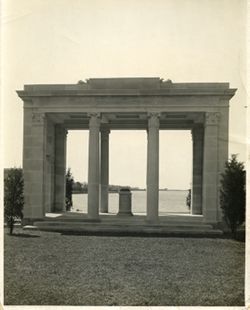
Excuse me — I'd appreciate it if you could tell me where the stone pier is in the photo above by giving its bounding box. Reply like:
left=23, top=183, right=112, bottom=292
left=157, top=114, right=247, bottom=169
left=54, top=125, right=67, bottom=212
left=100, top=128, right=110, bottom=213
left=191, top=124, right=204, bottom=215
left=87, top=113, right=100, bottom=220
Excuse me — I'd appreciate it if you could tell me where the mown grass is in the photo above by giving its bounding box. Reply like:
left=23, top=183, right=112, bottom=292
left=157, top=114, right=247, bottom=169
left=4, top=228, right=245, bottom=306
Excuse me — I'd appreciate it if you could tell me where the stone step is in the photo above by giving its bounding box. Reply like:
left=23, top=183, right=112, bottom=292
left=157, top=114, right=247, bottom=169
left=33, top=221, right=223, bottom=237
left=44, top=213, right=205, bottom=224
left=37, top=220, right=213, bottom=229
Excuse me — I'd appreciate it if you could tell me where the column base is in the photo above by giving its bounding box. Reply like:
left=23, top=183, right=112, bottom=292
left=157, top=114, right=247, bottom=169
left=54, top=203, right=66, bottom=212
left=117, top=211, right=134, bottom=217
left=191, top=208, right=202, bottom=215
left=100, top=208, right=109, bottom=213
left=84, top=217, right=101, bottom=223
left=87, top=214, right=100, bottom=221
left=145, top=217, right=159, bottom=225
left=203, top=215, right=218, bottom=224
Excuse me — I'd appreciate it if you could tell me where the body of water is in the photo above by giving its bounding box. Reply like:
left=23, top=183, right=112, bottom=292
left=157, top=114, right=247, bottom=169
left=72, top=190, right=190, bottom=215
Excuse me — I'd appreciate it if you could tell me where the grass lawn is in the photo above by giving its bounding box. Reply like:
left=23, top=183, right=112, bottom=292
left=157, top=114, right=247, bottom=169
left=4, top=227, right=245, bottom=306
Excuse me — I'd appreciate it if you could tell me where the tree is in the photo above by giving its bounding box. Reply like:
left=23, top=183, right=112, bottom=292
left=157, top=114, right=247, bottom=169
left=186, top=189, right=191, bottom=211
left=65, top=168, right=74, bottom=211
left=220, top=154, right=245, bottom=237
left=4, top=168, right=24, bottom=234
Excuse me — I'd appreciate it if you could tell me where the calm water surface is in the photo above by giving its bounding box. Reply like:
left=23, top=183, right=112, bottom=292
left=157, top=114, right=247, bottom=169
left=72, top=190, right=190, bottom=215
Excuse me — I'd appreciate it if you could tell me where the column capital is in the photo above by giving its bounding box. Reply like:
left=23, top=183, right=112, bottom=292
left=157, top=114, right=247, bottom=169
left=100, top=128, right=110, bottom=135
left=187, top=112, right=204, bottom=123
left=88, top=113, right=101, bottom=128
left=205, top=112, right=220, bottom=126
left=101, top=114, right=109, bottom=124
left=32, top=112, right=45, bottom=125
left=100, top=128, right=110, bottom=143
left=148, top=112, right=160, bottom=129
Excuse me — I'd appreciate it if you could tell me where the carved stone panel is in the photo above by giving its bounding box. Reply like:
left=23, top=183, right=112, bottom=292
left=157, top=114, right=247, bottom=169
left=32, top=112, right=45, bottom=125
left=205, top=112, right=220, bottom=126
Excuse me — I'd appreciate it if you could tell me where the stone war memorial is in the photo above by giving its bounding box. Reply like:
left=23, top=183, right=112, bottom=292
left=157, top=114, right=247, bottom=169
left=17, top=77, right=236, bottom=234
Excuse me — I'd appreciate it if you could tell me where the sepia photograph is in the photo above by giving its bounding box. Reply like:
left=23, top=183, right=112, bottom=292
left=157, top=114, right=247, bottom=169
left=1, top=0, right=248, bottom=307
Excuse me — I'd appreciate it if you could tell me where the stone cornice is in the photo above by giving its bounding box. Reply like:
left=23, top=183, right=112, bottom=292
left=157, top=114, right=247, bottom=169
left=17, top=88, right=236, bottom=99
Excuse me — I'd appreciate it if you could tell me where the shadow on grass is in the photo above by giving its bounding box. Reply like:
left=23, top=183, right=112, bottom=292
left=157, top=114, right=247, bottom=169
left=60, top=230, right=245, bottom=241
left=222, top=231, right=245, bottom=242
left=7, top=233, right=40, bottom=238
left=60, top=231, right=222, bottom=238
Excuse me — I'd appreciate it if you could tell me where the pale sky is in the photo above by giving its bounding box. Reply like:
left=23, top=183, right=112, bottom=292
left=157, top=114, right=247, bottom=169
left=2, top=0, right=247, bottom=189
left=66, top=130, right=192, bottom=189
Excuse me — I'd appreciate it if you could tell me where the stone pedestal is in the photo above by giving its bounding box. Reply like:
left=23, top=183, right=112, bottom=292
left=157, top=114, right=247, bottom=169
left=117, top=187, right=133, bottom=216
left=87, top=113, right=100, bottom=219
left=146, top=113, right=160, bottom=223
left=100, top=129, right=110, bottom=213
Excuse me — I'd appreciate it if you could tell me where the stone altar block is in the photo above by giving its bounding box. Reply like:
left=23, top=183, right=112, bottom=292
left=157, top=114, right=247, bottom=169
left=117, top=187, right=133, bottom=216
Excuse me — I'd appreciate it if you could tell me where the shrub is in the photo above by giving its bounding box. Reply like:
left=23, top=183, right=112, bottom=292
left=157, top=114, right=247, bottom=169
left=220, top=154, right=245, bottom=237
left=4, top=168, right=24, bottom=234
left=186, top=189, right=191, bottom=210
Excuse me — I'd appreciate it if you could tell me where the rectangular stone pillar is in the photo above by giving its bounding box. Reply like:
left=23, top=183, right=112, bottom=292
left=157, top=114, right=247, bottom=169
left=191, top=124, right=204, bottom=215
left=54, top=124, right=67, bottom=212
left=217, top=107, right=229, bottom=221
left=87, top=113, right=100, bottom=219
left=146, top=113, right=160, bottom=223
left=100, top=128, right=110, bottom=213
left=22, top=108, right=46, bottom=225
left=202, top=112, right=220, bottom=223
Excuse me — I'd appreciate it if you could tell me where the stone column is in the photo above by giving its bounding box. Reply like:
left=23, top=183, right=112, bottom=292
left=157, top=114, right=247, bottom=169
left=54, top=125, right=67, bottom=212
left=22, top=109, right=46, bottom=225
left=146, top=113, right=160, bottom=223
left=87, top=113, right=100, bottom=219
left=100, top=128, right=110, bottom=213
left=191, top=124, right=204, bottom=215
left=202, top=112, right=220, bottom=223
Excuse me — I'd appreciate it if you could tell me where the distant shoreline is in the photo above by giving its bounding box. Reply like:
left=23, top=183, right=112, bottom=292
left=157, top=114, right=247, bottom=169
left=73, top=189, right=189, bottom=194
